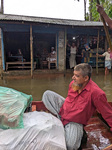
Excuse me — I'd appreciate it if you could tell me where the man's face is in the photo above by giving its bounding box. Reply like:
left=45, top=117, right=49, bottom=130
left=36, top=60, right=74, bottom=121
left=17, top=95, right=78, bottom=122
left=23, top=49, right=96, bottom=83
left=72, top=70, right=87, bottom=87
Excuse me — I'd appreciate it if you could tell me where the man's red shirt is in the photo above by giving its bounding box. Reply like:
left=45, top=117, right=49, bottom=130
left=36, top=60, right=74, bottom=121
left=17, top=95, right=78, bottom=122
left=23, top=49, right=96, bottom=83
left=59, top=79, right=112, bottom=131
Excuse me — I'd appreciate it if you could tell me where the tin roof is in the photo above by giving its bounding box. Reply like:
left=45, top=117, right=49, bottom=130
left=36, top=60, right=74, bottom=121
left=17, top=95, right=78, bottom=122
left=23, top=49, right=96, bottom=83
left=0, top=13, right=103, bottom=27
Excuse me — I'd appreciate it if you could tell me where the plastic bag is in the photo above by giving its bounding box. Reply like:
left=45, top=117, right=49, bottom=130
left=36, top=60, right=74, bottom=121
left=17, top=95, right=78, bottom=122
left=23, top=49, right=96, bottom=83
left=0, top=86, right=33, bottom=129
left=0, top=111, right=67, bottom=150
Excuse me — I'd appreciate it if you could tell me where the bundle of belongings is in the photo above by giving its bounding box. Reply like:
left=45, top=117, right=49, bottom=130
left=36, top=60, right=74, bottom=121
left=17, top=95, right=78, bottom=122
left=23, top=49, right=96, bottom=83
left=0, top=86, right=66, bottom=150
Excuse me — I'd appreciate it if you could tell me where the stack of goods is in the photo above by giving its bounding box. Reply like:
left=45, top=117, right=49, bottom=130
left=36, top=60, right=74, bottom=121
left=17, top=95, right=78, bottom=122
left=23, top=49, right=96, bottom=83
left=0, top=86, right=66, bottom=150
left=0, top=86, right=33, bottom=129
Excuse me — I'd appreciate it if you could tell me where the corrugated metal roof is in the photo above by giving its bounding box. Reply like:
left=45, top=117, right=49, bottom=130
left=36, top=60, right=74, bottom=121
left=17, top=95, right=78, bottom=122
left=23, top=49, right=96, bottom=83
left=0, top=13, right=103, bottom=27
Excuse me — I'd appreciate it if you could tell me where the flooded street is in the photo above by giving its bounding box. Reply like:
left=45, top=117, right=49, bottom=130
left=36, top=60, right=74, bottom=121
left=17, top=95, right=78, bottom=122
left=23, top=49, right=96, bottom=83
left=0, top=69, right=112, bottom=102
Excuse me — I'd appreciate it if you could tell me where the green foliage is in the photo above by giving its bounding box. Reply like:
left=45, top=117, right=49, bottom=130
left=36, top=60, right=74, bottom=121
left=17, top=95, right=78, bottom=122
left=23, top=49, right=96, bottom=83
left=87, top=0, right=112, bottom=21
left=86, top=12, right=89, bottom=21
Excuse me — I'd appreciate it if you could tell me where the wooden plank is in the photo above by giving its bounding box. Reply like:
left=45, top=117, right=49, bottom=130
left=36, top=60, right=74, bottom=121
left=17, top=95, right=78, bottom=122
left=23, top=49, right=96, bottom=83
left=6, top=61, right=36, bottom=64
left=8, top=66, right=31, bottom=69
left=84, top=117, right=112, bottom=149
left=6, top=62, right=36, bottom=71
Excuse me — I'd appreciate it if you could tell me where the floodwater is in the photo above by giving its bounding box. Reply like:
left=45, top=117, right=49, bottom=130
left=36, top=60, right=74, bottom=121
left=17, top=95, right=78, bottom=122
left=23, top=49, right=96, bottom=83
left=0, top=69, right=112, bottom=102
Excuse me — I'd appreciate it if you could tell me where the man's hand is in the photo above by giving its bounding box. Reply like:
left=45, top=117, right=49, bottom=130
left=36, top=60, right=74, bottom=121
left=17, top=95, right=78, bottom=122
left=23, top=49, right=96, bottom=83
left=96, top=4, right=112, bottom=29
left=96, top=4, right=105, bottom=15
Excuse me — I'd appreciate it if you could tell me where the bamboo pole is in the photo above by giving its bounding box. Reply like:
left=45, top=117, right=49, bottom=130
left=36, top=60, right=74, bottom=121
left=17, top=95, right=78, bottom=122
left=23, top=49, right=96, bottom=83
left=96, top=29, right=99, bottom=74
left=97, top=0, right=112, bottom=51
left=103, top=144, right=112, bottom=150
left=55, top=33, right=57, bottom=68
left=64, top=27, right=67, bottom=77
left=30, top=25, right=33, bottom=78
left=0, top=28, right=3, bottom=79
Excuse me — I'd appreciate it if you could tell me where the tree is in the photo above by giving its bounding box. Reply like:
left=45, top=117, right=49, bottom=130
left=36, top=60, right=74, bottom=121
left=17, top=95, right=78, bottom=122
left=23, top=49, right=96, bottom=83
left=89, top=0, right=93, bottom=21
left=84, top=0, right=87, bottom=20
left=0, top=0, right=4, bottom=14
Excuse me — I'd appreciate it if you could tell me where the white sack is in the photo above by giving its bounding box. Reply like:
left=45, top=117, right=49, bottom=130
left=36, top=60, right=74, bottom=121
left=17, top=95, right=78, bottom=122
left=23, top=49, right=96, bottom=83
left=0, top=111, right=67, bottom=150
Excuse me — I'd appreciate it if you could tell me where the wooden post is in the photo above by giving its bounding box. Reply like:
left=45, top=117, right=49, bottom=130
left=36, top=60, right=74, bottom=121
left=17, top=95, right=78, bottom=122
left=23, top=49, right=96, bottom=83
left=55, top=33, right=57, bottom=68
left=30, top=25, right=33, bottom=78
left=0, top=28, right=3, bottom=79
left=96, top=29, right=99, bottom=74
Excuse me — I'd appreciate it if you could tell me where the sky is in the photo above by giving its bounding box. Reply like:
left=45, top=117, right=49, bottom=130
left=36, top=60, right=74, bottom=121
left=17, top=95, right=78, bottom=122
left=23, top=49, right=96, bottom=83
left=4, top=0, right=89, bottom=20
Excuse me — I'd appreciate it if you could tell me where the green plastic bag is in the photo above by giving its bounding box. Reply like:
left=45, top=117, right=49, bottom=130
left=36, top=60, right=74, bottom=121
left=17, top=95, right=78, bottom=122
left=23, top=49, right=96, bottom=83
left=0, top=86, right=33, bottom=129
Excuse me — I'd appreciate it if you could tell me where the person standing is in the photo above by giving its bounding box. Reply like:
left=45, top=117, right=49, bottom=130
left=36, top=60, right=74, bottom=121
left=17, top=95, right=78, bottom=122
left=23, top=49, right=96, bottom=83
left=84, top=43, right=90, bottom=63
left=69, top=42, right=77, bottom=69
left=97, top=48, right=111, bottom=75
left=42, top=63, right=112, bottom=150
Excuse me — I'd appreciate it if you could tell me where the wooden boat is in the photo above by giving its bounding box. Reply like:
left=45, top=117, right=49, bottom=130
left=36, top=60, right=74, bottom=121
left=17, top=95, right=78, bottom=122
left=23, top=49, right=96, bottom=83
left=32, top=101, right=112, bottom=150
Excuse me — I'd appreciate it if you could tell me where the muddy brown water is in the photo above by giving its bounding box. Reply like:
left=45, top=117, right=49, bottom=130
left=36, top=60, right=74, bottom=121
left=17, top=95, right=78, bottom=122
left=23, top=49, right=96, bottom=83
left=0, top=69, right=112, bottom=102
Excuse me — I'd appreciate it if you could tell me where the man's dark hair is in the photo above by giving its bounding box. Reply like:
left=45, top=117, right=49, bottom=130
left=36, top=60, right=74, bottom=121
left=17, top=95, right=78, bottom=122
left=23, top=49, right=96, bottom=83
left=74, top=63, right=92, bottom=79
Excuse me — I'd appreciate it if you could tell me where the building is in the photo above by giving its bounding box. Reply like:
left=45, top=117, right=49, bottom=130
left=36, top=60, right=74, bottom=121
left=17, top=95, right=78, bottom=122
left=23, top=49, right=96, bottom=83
left=0, top=13, right=111, bottom=76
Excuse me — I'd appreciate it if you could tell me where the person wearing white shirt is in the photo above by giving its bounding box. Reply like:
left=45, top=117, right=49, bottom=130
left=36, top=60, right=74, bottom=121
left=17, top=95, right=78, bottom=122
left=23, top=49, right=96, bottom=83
left=69, top=42, right=77, bottom=69
left=97, top=48, right=111, bottom=75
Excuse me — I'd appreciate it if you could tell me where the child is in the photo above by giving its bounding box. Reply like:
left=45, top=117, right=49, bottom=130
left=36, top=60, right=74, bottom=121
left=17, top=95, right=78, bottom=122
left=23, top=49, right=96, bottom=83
left=97, top=48, right=111, bottom=75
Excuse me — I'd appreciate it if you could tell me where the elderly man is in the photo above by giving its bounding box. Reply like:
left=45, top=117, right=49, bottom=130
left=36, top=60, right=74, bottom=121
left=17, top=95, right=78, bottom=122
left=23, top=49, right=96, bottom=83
left=42, top=63, right=112, bottom=150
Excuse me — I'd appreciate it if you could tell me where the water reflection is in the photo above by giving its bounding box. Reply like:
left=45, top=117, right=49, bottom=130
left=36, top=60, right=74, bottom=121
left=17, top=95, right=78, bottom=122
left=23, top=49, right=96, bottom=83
left=0, top=70, right=112, bottom=102
left=92, top=71, right=112, bottom=102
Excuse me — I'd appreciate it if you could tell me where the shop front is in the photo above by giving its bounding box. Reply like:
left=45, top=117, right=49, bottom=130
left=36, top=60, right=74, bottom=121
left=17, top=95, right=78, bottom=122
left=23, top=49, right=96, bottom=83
left=0, top=13, right=111, bottom=75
